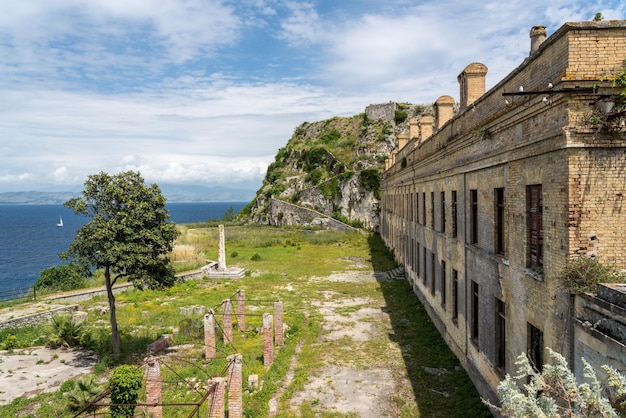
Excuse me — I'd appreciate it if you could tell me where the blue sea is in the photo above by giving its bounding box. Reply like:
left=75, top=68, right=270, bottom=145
left=0, top=202, right=247, bottom=294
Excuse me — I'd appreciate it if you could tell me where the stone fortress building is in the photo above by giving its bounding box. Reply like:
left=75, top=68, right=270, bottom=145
left=380, top=21, right=626, bottom=403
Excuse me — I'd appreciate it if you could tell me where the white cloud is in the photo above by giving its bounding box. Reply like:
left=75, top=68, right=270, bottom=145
left=0, top=0, right=624, bottom=192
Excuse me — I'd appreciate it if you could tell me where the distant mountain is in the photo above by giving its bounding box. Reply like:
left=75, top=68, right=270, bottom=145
left=0, top=184, right=257, bottom=205
left=158, top=184, right=256, bottom=202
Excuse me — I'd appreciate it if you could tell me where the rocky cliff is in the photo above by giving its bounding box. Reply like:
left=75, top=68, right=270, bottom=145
left=245, top=102, right=427, bottom=230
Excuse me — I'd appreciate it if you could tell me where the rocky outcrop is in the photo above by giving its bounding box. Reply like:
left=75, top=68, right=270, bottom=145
left=247, top=102, right=427, bottom=230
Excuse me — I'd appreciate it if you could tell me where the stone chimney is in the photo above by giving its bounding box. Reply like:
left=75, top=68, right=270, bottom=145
left=397, top=133, right=408, bottom=150
left=530, top=26, right=547, bottom=55
left=418, top=115, right=434, bottom=144
left=458, top=63, right=488, bottom=111
left=409, top=118, right=419, bottom=139
left=434, top=96, right=455, bottom=129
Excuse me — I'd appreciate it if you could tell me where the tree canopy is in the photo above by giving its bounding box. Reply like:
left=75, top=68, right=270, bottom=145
left=62, top=171, right=179, bottom=355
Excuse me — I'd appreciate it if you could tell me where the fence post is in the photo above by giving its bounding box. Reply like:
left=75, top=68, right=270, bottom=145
left=274, top=300, right=284, bottom=346
left=223, top=299, right=233, bottom=344
left=227, top=354, right=243, bottom=418
left=145, top=356, right=162, bottom=418
left=263, top=313, right=274, bottom=366
left=207, top=377, right=225, bottom=418
left=204, top=310, right=216, bottom=360
left=237, top=290, right=245, bottom=331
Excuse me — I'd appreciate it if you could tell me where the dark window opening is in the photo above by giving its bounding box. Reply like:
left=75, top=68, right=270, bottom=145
left=470, top=189, right=478, bottom=244
left=495, top=188, right=505, bottom=255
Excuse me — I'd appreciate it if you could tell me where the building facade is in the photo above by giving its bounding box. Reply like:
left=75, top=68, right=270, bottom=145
left=380, top=21, right=626, bottom=402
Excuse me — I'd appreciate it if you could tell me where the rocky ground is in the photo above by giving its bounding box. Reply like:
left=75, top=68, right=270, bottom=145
left=269, top=268, right=419, bottom=417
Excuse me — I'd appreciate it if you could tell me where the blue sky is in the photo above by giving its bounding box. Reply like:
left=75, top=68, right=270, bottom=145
left=0, top=0, right=623, bottom=192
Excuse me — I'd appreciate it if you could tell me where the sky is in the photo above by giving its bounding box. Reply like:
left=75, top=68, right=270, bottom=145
left=0, top=1, right=624, bottom=192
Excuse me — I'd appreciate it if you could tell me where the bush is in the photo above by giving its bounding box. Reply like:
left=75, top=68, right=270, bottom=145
left=319, top=129, right=341, bottom=145
left=65, top=375, right=103, bottom=412
left=494, top=348, right=626, bottom=417
left=559, top=256, right=619, bottom=294
left=35, top=264, right=88, bottom=293
left=110, top=365, right=143, bottom=418
left=360, top=169, right=381, bottom=199
left=305, top=168, right=324, bottom=185
left=394, top=109, right=408, bottom=124
left=47, top=313, right=84, bottom=348
left=251, top=253, right=261, bottom=261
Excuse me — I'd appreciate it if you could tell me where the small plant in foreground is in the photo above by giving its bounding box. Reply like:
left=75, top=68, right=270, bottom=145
left=493, top=348, right=626, bottom=417
left=109, top=365, right=143, bottom=418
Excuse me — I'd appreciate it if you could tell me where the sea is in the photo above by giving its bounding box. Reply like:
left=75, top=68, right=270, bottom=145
left=0, top=202, right=247, bottom=295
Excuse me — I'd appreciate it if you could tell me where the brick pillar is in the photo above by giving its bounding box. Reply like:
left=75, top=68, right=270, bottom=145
left=204, top=310, right=216, bottom=360
left=274, top=301, right=284, bottom=347
left=145, top=356, right=162, bottom=418
left=227, top=354, right=243, bottom=418
left=207, top=377, right=225, bottom=418
left=237, top=290, right=245, bottom=331
left=223, top=299, right=233, bottom=344
left=263, top=313, right=274, bottom=366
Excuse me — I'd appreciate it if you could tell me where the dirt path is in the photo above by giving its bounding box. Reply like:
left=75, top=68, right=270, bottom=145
left=0, top=347, right=98, bottom=405
left=272, top=268, right=418, bottom=417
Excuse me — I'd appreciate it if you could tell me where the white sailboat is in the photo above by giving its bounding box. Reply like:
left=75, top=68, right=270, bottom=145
left=57, top=216, right=63, bottom=227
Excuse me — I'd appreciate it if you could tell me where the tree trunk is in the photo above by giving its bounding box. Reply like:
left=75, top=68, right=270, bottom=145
left=105, top=264, right=121, bottom=356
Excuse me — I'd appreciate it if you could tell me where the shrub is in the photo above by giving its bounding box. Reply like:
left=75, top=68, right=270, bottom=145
left=494, top=348, right=626, bottom=417
left=251, top=253, right=262, bottom=261
left=305, top=168, right=324, bottom=185
left=360, top=169, right=381, bottom=199
left=559, top=256, right=619, bottom=294
left=319, top=129, right=341, bottom=145
left=65, top=375, right=103, bottom=412
left=35, top=263, right=88, bottom=293
left=2, top=333, right=17, bottom=350
left=47, top=313, right=84, bottom=348
left=110, top=365, right=143, bottom=418
left=394, top=109, right=408, bottom=124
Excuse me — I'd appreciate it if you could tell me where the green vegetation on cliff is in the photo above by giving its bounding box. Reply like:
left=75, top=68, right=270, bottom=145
left=247, top=103, right=427, bottom=228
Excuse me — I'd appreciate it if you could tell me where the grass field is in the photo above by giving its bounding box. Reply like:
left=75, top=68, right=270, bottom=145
left=0, top=225, right=491, bottom=417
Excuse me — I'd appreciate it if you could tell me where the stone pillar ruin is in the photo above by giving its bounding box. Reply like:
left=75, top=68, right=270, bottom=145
left=204, top=310, right=216, bottom=360
left=145, top=356, right=162, bottom=418
left=274, top=300, right=284, bottom=347
left=237, top=290, right=246, bottom=331
left=207, top=377, right=225, bottom=418
left=227, top=354, right=243, bottom=418
left=263, top=313, right=274, bottom=366
left=223, top=299, right=233, bottom=344
left=218, top=224, right=226, bottom=271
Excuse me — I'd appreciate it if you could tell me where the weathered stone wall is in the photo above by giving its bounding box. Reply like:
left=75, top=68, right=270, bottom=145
left=0, top=305, right=78, bottom=330
left=365, top=102, right=396, bottom=121
left=573, top=284, right=626, bottom=381
left=266, top=198, right=357, bottom=232
left=381, top=21, right=626, bottom=403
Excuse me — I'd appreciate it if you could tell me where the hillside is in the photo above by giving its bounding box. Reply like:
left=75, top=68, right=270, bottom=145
left=246, top=102, right=427, bottom=230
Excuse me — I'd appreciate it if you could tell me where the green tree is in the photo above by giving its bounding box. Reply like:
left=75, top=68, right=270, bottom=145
left=62, top=171, right=179, bottom=356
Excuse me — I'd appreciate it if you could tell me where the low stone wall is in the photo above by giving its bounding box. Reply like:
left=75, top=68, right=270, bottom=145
left=0, top=305, right=78, bottom=330
left=573, top=284, right=626, bottom=381
left=44, top=283, right=135, bottom=303
left=267, top=199, right=356, bottom=232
